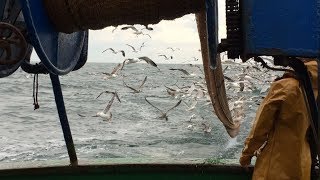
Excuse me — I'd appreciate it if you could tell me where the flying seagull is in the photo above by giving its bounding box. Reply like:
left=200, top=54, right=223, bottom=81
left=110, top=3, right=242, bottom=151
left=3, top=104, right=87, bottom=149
left=142, top=24, right=154, bottom=31
left=123, top=76, right=148, bottom=93
left=94, top=91, right=121, bottom=121
left=164, top=85, right=180, bottom=97
left=121, top=25, right=139, bottom=31
left=121, top=25, right=151, bottom=38
left=111, top=26, right=118, bottom=33
left=122, top=57, right=159, bottom=70
left=102, top=48, right=125, bottom=57
left=139, top=42, right=146, bottom=51
left=102, top=63, right=124, bottom=78
left=145, top=97, right=182, bottom=121
left=183, top=99, right=198, bottom=111
left=167, top=47, right=181, bottom=52
left=126, top=44, right=139, bottom=53
left=202, top=122, right=212, bottom=134
left=158, top=54, right=173, bottom=60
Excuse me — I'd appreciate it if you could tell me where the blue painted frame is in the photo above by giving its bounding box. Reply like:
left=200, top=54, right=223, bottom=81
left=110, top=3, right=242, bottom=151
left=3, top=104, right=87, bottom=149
left=19, top=0, right=86, bottom=75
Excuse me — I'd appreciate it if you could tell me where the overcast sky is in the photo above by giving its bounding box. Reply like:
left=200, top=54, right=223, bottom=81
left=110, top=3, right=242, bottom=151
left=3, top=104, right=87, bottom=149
left=31, top=2, right=226, bottom=64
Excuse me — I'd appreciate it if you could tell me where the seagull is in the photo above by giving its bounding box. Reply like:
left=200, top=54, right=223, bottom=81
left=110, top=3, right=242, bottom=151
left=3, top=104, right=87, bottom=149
left=187, top=64, right=204, bottom=74
left=183, top=98, right=198, bottom=111
left=111, top=26, right=118, bottom=33
left=121, top=25, right=151, bottom=38
left=123, top=76, right=148, bottom=93
left=167, top=47, right=181, bottom=52
left=186, top=83, right=197, bottom=96
left=194, top=89, right=206, bottom=99
left=141, top=24, right=154, bottom=31
left=188, top=114, right=197, bottom=122
left=77, top=113, right=86, bottom=117
left=192, top=57, right=199, bottom=61
left=121, top=25, right=139, bottom=32
left=122, top=57, right=159, bottom=70
left=139, top=42, right=146, bottom=51
left=158, top=54, right=173, bottom=60
left=145, top=97, right=182, bottom=121
left=94, top=91, right=121, bottom=121
left=164, top=85, right=180, bottom=97
left=102, top=48, right=125, bottom=57
left=102, top=63, right=124, bottom=78
left=181, top=57, right=200, bottom=64
left=169, top=68, right=190, bottom=76
left=126, top=44, right=139, bottom=53
left=201, top=122, right=212, bottom=134
left=136, top=32, right=151, bottom=38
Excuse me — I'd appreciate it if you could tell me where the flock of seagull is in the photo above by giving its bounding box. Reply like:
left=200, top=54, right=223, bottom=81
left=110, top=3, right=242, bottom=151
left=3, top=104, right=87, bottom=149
left=90, top=25, right=280, bottom=135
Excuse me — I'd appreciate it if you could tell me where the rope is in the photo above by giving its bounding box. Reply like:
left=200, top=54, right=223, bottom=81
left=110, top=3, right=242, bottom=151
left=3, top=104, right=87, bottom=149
left=33, top=73, right=39, bottom=110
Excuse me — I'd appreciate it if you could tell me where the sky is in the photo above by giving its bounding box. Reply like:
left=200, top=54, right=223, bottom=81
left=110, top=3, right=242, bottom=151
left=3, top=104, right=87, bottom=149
left=31, top=2, right=226, bottom=64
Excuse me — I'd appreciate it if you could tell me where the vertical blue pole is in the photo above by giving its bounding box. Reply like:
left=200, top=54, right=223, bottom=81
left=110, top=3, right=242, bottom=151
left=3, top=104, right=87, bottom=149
left=206, top=0, right=218, bottom=69
left=50, top=73, right=78, bottom=166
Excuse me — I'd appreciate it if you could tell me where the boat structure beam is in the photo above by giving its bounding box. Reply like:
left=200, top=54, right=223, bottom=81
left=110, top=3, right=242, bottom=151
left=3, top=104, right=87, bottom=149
left=50, top=74, right=78, bottom=166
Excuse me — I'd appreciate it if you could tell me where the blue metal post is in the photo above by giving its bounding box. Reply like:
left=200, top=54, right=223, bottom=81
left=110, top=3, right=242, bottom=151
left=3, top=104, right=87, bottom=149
left=205, top=0, right=218, bottom=69
left=50, top=73, right=78, bottom=166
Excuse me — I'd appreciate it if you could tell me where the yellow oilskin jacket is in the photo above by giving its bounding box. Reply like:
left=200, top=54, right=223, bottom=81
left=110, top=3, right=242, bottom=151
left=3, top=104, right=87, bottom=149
left=240, top=60, right=318, bottom=180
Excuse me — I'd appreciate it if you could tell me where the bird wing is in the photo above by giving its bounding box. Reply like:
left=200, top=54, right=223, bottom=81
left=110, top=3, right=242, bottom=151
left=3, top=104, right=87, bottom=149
left=111, top=26, right=117, bottom=33
left=138, top=76, right=148, bottom=90
left=165, top=100, right=182, bottom=114
left=114, top=91, right=121, bottom=103
left=144, top=97, right=164, bottom=114
left=96, top=90, right=115, bottom=99
left=182, top=100, right=191, bottom=108
left=139, top=42, right=146, bottom=51
left=121, top=26, right=138, bottom=32
left=158, top=55, right=168, bottom=59
left=102, top=94, right=116, bottom=113
left=142, top=33, right=151, bottom=38
left=169, top=68, right=190, bottom=75
left=188, top=99, right=198, bottom=110
left=126, top=44, right=136, bottom=51
left=118, top=50, right=125, bottom=57
left=164, top=85, right=176, bottom=92
left=167, top=47, right=174, bottom=51
left=102, top=48, right=115, bottom=53
left=123, top=80, right=139, bottom=93
left=102, top=72, right=111, bottom=76
left=224, top=75, right=234, bottom=82
left=138, top=56, right=159, bottom=69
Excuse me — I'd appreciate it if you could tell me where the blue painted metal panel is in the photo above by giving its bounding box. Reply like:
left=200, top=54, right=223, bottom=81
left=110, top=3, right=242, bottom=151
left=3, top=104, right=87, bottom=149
left=243, top=0, right=320, bottom=57
left=19, top=0, right=86, bottom=75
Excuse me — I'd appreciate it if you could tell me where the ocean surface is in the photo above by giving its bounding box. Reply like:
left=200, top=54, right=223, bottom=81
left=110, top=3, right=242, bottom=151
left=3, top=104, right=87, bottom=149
left=0, top=62, right=281, bottom=166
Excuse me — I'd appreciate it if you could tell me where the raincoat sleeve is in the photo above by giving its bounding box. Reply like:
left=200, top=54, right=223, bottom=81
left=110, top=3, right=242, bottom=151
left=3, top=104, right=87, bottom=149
left=240, top=81, right=287, bottom=166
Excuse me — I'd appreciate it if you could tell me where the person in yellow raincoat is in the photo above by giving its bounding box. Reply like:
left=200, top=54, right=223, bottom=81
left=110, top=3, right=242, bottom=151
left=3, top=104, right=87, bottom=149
left=240, top=59, right=318, bottom=180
